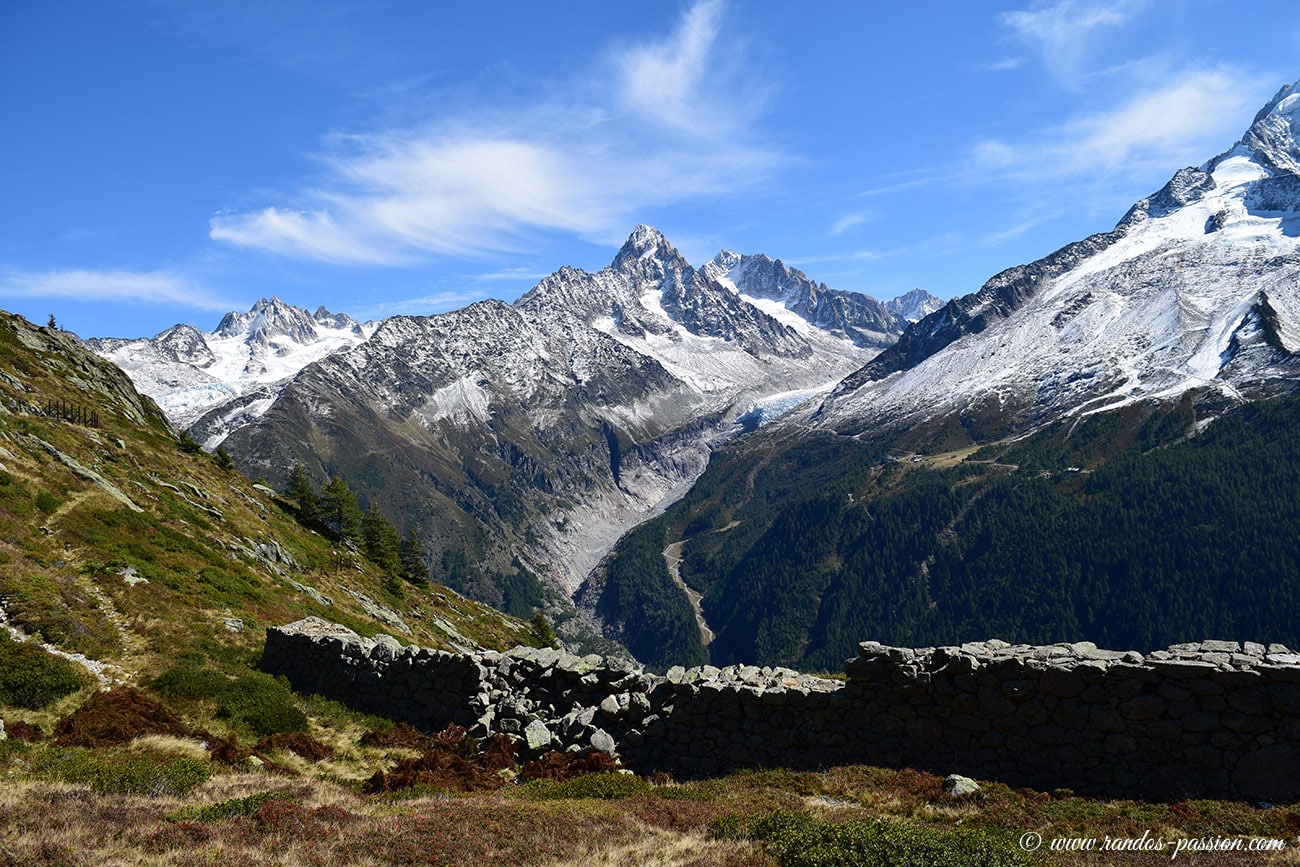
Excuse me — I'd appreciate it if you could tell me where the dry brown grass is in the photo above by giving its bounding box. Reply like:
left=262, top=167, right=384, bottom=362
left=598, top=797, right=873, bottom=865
left=125, top=735, right=213, bottom=762
left=539, top=828, right=772, bottom=867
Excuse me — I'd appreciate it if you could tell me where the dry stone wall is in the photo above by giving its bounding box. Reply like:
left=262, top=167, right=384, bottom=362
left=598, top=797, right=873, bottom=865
left=262, top=618, right=1300, bottom=803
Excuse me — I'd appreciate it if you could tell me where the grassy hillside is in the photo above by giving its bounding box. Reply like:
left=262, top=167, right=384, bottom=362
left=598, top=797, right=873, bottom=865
left=0, top=310, right=533, bottom=725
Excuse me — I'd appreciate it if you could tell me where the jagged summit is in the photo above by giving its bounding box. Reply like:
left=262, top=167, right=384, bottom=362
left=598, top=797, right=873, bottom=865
left=89, top=297, right=375, bottom=429
left=214, top=296, right=362, bottom=346
left=884, top=289, right=944, bottom=323
left=702, top=249, right=913, bottom=350
left=620, top=223, right=669, bottom=255
left=1228, top=78, right=1300, bottom=177
left=610, top=224, right=690, bottom=274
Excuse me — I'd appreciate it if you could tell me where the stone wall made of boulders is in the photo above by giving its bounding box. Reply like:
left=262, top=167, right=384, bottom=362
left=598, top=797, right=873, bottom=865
left=261, top=618, right=1300, bottom=803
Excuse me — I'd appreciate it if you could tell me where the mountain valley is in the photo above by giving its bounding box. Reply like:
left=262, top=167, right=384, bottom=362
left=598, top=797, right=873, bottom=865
left=93, top=231, right=934, bottom=653
left=595, top=80, right=1300, bottom=668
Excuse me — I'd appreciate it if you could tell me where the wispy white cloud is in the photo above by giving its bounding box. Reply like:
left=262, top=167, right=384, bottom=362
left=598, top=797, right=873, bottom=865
left=981, top=57, right=1026, bottom=72
left=210, top=206, right=405, bottom=265
left=354, top=288, right=503, bottom=319
left=0, top=267, right=239, bottom=311
left=469, top=267, right=552, bottom=283
left=830, top=211, right=873, bottom=236
left=211, top=0, right=780, bottom=266
left=1002, top=0, right=1146, bottom=87
left=969, top=68, right=1268, bottom=181
left=615, top=0, right=762, bottom=139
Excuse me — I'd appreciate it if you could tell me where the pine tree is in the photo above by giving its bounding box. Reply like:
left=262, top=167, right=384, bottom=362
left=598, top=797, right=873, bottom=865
left=399, top=526, right=426, bottom=584
left=285, top=463, right=320, bottom=524
left=362, top=502, right=402, bottom=576
left=319, top=476, right=362, bottom=543
left=530, top=612, right=559, bottom=649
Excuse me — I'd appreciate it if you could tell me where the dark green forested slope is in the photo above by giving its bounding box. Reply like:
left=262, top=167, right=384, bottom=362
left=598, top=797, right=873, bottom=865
left=598, top=395, right=1300, bottom=671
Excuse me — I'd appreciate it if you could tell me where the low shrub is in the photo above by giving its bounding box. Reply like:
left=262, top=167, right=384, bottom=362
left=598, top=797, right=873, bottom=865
left=0, top=633, right=88, bottom=709
left=216, top=673, right=307, bottom=736
left=359, top=721, right=430, bottom=751
left=34, top=746, right=212, bottom=796
left=517, top=770, right=651, bottom=800
left=255, top=732, right=334, bottom=762
left=54, top=687, right=192, bottom=747
left=714, top=809, right=1034, bottom=867
left=519, top=747, right=620, bottom=783
left=362, top=726, right=519, bottom=794
left=363, top=748, right=502, bottom=794
left=166, top=791, right=292, bottom=823
left=152, top=666, right=230, bottom=702
left=3, top=718, right=45, bottom=741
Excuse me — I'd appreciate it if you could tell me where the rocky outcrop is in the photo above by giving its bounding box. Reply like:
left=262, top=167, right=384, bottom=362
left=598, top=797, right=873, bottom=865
left=263, top=619, right=1300, bottom=802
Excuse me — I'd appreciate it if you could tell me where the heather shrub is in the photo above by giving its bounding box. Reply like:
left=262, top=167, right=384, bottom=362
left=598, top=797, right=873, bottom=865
left=166, top=791, right=291, bottom=823
left=255, top=732, right=334, bottom=762
left=714, top=809, right=1033, bottom=867
left=54, top=687, right=192, bottom=746
left=3, top=718, right=45, bottom=741
left=519, top=747, right=619, bottom=782
left=0, top=632, right=88, bottom=709
left=359, top=721, right=431, bottom=750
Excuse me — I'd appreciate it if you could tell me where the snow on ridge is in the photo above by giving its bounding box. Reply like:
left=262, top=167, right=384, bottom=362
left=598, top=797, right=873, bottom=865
left=419, top=375, right=491, bottom=427
left=816, top=130, right=1300, bottom=433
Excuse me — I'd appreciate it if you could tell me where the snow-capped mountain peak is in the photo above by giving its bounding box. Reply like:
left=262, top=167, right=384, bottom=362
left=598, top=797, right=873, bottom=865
left=816, top=79, right=1300, bottom=434
left=611, top=224, right=682, bottom=271
left=1235, top=79, right=1300, bottom=177
left=90, top=297, right=376, bottom=431
left=702, top=249, right=916, bottom=349
left=884, top=289, right=945, bottom=323
left=216, top=295, right=322, bottom=347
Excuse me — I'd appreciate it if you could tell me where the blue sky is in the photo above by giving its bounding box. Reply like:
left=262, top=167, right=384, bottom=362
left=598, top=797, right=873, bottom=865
left=2, top=0, right=1298, bottom=338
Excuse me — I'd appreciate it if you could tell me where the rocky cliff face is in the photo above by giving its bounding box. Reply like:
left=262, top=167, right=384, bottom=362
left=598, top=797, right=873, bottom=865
left=701, top=250, right=918, bottom=349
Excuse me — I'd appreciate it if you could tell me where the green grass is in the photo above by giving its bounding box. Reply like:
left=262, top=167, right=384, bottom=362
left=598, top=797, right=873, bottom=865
left=165, top=791, right=294, bottom=823
left=516, top=771, right=653, bottom=800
